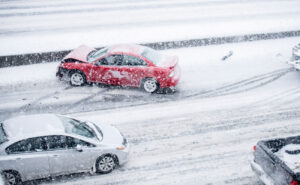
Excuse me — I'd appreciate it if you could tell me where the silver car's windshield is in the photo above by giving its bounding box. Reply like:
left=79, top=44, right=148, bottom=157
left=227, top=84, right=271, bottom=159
left=141, top=48, right=164, bottom=65
left=58, top=116, right=99, bottom=141
left=0, top=123, right=8, bottom=144
left=87, top=47, right=109, bottom=62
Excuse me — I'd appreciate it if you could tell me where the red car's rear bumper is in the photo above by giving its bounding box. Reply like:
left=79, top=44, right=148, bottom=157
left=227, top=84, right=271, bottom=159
left=160, top=65, right=181, bottom=88
left=160, top=76, right=180, bottom=88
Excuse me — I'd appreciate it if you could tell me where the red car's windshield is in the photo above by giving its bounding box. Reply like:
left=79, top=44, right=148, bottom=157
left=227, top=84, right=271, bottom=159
left=87, top=47, right=109, bottom=63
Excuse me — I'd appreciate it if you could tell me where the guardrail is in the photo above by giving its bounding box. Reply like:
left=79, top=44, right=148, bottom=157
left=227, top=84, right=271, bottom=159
left=1, top=30, right=299, bottom=68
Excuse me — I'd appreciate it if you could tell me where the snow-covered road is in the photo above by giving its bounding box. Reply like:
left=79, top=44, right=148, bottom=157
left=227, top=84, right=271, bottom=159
left=1, top=37, right=300, bottom=184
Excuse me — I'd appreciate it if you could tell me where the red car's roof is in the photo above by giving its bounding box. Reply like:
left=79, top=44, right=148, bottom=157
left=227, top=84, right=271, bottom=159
left=108, top=44, right=145, bottom=55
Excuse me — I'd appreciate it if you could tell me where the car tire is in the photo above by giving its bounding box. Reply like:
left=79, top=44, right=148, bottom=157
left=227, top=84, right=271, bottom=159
left=2, top=171, right=21, bottom=185
left=142, top=78, right=159, bottom=93
left=96, top=155, right=116, bottom=174
left=69, top=70, right=86, bottom=86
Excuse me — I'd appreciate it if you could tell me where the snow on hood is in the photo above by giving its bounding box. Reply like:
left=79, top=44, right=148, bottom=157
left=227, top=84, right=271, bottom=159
left=63, top=45, right=95, bottom=62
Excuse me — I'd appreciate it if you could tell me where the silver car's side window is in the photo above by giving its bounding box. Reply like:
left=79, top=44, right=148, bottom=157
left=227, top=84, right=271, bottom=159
left=66, top=136, right=95, bottom=148
left=6, top=137, right=47, bottom=154
left=47, top=135, right=94, bottom=151
left=47, top=135, right=68, bottom=150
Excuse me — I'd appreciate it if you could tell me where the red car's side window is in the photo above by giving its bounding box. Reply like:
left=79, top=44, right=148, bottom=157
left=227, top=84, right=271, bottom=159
left=122, top=55, right=147, bottom=66
left=96, top=55, right=123, bottom=66
left=95, top=54, right=148, bottom=67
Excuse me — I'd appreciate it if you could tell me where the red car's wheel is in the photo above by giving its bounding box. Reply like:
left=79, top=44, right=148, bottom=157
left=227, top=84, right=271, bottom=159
left=69, top=70, right=86, bottom=86
left=142, top=78, right=159, bottom=93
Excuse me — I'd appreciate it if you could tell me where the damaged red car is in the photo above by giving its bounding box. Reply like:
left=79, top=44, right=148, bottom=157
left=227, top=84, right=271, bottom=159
left=56, top=44, right=181, bottom=93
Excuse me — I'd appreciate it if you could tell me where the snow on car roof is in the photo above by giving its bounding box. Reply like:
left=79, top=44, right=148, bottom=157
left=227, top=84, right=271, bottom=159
left=2, top=114, right=65, bottom=140
left=109, top=44, right=145, bottom=55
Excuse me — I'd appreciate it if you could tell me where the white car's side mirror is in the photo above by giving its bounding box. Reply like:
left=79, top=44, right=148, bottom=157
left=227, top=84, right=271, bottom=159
left=76, top=144, right=83, bottom=152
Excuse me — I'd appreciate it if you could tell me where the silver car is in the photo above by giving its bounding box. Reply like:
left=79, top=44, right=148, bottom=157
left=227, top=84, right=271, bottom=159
left=0, top=114, right=129, bottom=185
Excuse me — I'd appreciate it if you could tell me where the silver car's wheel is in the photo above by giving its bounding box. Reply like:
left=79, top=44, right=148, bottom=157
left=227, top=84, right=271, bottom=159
left=96, top=155, right=116, bottom=174
left=70, top=71, right=85, bottom=86
left=3, top=172, right=19, bottom=185
left=143, top=78, right=159, bottom=93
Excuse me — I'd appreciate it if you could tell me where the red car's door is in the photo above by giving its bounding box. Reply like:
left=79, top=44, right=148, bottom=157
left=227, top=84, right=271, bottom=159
left=90, top=54, right=123, bottom=85
left=120, top=55, right=149, bottom=87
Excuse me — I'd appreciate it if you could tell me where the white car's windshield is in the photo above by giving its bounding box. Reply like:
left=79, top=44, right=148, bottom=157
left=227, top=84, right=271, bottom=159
left=58, top=116, right=99, bottom=141
left=141, top=48, right=164, bottom=65
left=0, top=123, right=7, bottom=144
left=87, top=47, right=109, bottom=62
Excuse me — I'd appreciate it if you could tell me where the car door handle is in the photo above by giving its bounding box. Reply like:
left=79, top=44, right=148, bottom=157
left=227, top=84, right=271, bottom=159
left=52, top=154, right=59, bottom=158
left=16, top=157, right=22, bottom=160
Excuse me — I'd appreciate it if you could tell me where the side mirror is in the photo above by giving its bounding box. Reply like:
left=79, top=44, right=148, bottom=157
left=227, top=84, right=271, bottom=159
left=94, top=62, right=100, bottom=66
left=76, top=144, right=83, bottom=152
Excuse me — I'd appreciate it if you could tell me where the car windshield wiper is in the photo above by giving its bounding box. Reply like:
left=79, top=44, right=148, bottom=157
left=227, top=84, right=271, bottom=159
left=87, top=50, right=97, bottom=61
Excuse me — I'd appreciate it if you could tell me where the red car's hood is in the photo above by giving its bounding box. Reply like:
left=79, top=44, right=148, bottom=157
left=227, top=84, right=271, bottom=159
left=63, top=45, right=95, bottom=62
left=158, top=55, right=178, bottom=68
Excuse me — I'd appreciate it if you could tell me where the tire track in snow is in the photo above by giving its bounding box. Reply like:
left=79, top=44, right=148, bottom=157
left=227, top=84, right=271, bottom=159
left=0, top=68, right=292, bottom=120
left=250, top=86, right=300, bottom=108
left=122, top=107, right=300, bottom=145
left=61, top=88, right=110, bottom=112
left=17, top=86, right=73, bottom=112
left=65, top=68, right=292, bottom=115
left=181, top=67, right=292, bottom=99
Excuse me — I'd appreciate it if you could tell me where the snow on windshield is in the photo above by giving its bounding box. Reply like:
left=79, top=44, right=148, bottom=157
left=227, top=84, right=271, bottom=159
left=275, top=144, right=300, bottom=173
left=58, top=116, right=99, bottom=141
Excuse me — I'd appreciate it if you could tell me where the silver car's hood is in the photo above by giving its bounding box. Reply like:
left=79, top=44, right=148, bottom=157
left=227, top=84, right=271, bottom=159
left=93, top=122, right=124, bottom=146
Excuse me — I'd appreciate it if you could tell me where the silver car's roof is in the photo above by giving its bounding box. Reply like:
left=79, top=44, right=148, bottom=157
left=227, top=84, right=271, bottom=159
left=2, top=114, right=65, bottom=140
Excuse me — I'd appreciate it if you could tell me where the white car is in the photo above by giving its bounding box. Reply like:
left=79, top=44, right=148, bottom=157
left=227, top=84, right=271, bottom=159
left=288, top=43, right=300, bottom=70
left=0, top=114, right=129, bottom=185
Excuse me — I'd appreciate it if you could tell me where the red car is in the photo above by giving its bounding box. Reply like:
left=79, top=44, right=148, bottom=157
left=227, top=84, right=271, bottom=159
left=56, top=44, right=181, bottom=93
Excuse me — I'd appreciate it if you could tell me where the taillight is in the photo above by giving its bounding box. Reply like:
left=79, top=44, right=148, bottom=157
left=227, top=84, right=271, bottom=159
left=291, top=180, right=299, bottom=185
left=253, top=145, right=256, bottom=156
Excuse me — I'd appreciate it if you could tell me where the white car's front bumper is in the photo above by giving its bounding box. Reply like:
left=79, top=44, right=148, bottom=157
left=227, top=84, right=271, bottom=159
left=117, top=144, right=130, bottom=165
left=288, top=59, right=300, bottom=70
